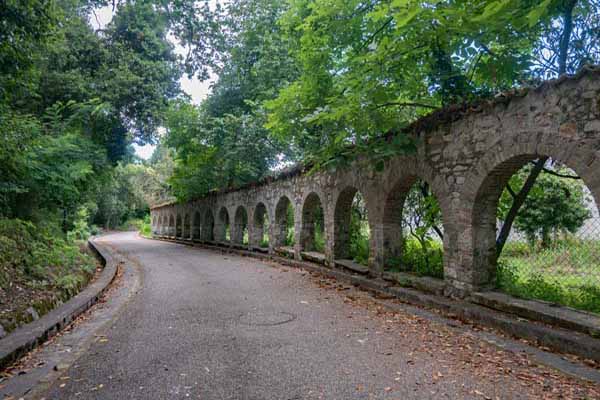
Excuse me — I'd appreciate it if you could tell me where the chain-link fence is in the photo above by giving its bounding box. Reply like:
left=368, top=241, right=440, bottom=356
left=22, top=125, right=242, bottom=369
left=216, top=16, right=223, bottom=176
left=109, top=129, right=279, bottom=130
left=496, top=163, right=600, bottom=314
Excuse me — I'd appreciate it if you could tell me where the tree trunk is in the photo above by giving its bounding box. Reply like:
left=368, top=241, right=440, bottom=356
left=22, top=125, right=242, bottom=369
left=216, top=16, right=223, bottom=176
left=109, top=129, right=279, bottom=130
left=419, top=183, right=444, bottom=240
left=496, top=157, right=549, bottom=257
left=62, top=208, right=68, bottom=233
left=558, top=0, right=577, bottom=75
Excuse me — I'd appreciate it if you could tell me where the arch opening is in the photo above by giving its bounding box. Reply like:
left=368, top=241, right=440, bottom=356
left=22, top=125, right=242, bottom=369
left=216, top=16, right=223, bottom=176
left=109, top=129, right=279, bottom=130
left=253, top=203, right=269, bottom=248
left=334, top=188, right=370, bottom=266
left=176, top=214, right=183, bottom=238
left=234, top=206, right=249, bottom=245
left=183, top=214, right=191, bottom=239
left=475, top=156, right=600, bottom=313
left=274, top=196, right=295, bottom=248
left=169, top=214, right=175, bottom=237
left=192, top=211, right=201, bottom=240
left=203, top=209, right=215, bottom=241
left=384, top=177, right=444, bottom=279
left=301, top=193, right=325, bottom=253
left=217, top=207, right=230, bottom=242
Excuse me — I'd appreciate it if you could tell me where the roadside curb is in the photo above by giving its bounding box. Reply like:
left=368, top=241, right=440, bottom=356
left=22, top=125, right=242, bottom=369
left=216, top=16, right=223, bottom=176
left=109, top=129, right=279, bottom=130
left=0, top=238, right=118, bottom=370
left=153, top=236, right=600, bottom=367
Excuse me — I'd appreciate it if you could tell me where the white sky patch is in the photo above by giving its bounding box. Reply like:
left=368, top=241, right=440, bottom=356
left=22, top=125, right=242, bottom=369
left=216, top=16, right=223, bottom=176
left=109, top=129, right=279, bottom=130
left=133, top=143, right=156, bottom=160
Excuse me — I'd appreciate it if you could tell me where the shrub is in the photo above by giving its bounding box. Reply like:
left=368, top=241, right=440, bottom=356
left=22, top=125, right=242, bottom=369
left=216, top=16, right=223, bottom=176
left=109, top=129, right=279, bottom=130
left=0, top=218, right=96, bottom=293
left=397, top=238, right=444, bottom=279
left=139, top=215, right=152, bottom=238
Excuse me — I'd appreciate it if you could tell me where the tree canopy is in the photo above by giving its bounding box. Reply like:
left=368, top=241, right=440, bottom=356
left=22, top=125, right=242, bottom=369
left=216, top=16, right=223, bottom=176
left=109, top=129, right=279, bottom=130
left=163, top=0, right=600, bottom=201
left=2, top=0, right=599, bottom=231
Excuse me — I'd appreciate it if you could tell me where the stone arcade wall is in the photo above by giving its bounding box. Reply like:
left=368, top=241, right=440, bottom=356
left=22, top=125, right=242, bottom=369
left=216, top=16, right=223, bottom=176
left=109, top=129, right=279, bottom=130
left=151, top=66, right=600, bottom=293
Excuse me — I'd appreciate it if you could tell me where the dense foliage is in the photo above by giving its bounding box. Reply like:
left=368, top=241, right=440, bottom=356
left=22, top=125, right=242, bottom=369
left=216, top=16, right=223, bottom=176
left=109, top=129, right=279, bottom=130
left=0, top=0, right=212, bottom=329
left=1, top=0, right=184, bottom=229
left=165, top=0, right=299, bottom=200
left=2, top=0, right=600, bottom=317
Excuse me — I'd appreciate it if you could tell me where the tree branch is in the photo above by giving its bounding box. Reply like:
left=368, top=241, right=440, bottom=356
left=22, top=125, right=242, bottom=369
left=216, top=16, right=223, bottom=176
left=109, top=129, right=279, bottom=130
left=536, top=164, right=581, bottom=179
left=359, top=17, right=394, bottom=52
left=506, top=183, right=516, bottom=199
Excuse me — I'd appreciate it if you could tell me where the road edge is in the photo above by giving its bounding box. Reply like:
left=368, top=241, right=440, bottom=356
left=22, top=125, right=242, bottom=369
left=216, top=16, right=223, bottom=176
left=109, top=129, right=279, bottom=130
left=0, top=237, right=118, bottom=370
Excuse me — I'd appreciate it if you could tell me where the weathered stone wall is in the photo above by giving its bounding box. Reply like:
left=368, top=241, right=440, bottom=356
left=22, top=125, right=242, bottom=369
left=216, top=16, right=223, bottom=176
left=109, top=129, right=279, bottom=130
left=151, top=67, right=600, bottom=293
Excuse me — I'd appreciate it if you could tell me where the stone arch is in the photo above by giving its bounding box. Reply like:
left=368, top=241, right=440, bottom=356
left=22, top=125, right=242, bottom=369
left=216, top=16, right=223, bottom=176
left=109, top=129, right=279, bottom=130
left=216, top=207, right=230, bottom=242
left=183, top=213, right=191, bottom=239
left=169, top=214, right=175, bottom=237
left=192, top=210, right=201, bottom=240
left=274, top=195, right=294, bottom=248
left=333, top=186, right=371, bottom=262
left=176, top=214, right=183, bottom=238
left=300, top=192, right=325, bottom=253
left=463, top=135, right=600, bottom=288
left=233, top=206, right=248, bottom=245
left=203, top=209, right=215, bottom=241
left=252, top=202, right=269, bottom=248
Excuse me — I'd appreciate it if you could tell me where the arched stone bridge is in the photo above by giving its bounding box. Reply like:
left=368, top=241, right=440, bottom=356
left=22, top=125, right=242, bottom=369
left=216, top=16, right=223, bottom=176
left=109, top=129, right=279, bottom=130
left=151, top=66, right=600, bottom=293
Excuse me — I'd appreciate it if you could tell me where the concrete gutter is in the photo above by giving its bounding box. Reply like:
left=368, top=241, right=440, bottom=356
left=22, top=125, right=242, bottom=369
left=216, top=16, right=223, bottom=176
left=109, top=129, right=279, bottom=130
left=0, top=238, right=118, bottom=370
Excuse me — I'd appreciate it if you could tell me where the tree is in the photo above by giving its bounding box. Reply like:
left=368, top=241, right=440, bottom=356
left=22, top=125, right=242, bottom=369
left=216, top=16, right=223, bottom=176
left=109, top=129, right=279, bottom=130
left=0, top=0, right=186, bottom=230
left=498, top=163, right=591, bottom=247
left=165, top=0, right=300, bottom=200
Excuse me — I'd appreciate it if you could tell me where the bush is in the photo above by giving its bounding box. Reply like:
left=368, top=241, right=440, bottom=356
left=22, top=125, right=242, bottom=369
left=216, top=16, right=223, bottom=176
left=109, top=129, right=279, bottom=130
left=139, top=215, right=152, bottom=238
left=0, top=218, right=96, bottom=292
left=388, top=238, right=444, bottom=279
left=67, top=206, right=93, bottom=242
left=402, top=239, right=444, bottom=278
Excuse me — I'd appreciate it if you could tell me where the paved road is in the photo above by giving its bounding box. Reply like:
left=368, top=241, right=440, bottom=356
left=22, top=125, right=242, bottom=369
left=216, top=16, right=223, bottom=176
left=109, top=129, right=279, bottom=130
left=41, top=232, right=597, bottom=399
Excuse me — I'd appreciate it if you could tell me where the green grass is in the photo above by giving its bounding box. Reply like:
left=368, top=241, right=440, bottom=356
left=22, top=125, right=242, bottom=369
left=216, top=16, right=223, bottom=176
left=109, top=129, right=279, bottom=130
left=497, top=239, right=600, bottom=314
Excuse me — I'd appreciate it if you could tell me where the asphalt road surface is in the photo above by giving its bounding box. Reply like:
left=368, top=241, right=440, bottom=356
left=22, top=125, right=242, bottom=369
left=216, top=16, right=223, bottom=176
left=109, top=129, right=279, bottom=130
left=40, top=232, right=598, bottom=399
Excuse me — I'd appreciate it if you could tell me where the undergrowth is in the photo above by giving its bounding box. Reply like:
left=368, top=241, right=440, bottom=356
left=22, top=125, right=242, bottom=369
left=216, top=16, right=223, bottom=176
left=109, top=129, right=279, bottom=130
left=0, top=218, right=97, bottom=333
left=497, top=239, right=600, bottom=314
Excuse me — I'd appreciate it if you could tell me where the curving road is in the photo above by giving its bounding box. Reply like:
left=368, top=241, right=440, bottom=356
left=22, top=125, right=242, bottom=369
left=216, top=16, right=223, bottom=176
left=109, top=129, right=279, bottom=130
left=38, top=232, right=596, bottom=399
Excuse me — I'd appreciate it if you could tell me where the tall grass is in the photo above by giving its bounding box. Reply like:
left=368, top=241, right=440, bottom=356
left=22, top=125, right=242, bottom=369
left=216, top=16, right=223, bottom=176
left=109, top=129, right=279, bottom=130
left=497, top=238, right=600, bottom=313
